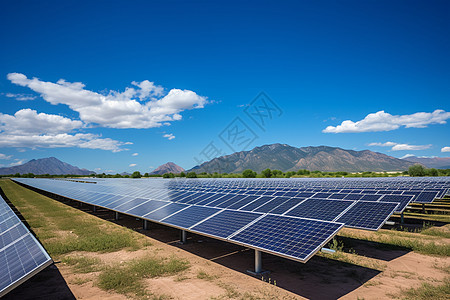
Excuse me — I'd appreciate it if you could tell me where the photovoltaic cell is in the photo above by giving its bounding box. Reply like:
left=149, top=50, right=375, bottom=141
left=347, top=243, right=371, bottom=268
left=143, top=203, right=189, bottom=221
left=229, top=214, right=343, bottom=262
left=284, top=198, right=354, bottom=221
left=336, top=201, right=399, bottom=230
left=125, top=200, right=170, bottom=217
left=379, top=195, right=413, bottom=212
left=161, top=206, right=221, bottom=228
left=191, top=210, right=263, bottom=239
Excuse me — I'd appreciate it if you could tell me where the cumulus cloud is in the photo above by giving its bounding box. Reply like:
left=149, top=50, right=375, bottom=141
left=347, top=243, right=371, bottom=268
left=132, top=153, right=139, bottom=156
left=442, top=147, right=450, bottom=152
left=0, top=153, right=12, bottom=160
left=129, top=163, right=137, bottom=167
left=7, top=73, right=207, bottom=129
left=323, top=110, right=450, bottom=133
left=369, top=141, right=432, bottom=151
left=10, top=159, right=26, bottom=167
left=163, top=133, right=175, bottom=140
left=0, top=109, right=83, bottom=135
left=5, top=93, right=37, bottom=101
left=0, top=133, right=131, bottom=152
left=0, top=109, right=130, bottom=152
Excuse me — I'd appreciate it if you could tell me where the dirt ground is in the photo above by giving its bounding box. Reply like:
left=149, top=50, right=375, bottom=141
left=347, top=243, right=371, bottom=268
left=4, top=208, right=450, bottom=300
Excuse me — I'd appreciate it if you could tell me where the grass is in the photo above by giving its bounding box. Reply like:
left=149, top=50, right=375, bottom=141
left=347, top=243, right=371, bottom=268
left=197, top=269, right=217, bottom=281
left=0, top=179, right=146, bottom=257
left=399, top=278, right=450, bottom=300
left=97, top=256, right=189, bottom=297
left=61, top=256, right=103, bottom=273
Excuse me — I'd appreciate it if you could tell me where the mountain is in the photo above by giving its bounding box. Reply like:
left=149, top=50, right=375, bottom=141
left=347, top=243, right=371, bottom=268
left=402, top=156, right=450, bottom=169
left=0, top=157, right=93, bottom=175
left=150, top=162, right=185, bottom=175
left=189, top=144, right=416, bottom=173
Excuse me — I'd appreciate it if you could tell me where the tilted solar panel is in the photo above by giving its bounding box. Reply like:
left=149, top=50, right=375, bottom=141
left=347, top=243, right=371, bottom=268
left=336, top=201, right=399, bottom=230
left=0, top=195, right=53, bottom=297
left=229, top=214, right=343, bottom=262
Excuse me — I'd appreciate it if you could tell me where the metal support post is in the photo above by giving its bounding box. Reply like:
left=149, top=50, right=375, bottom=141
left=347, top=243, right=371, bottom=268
left=115, top=211, right=119, bottom=220
left=143, top=220, right=148, bottom=230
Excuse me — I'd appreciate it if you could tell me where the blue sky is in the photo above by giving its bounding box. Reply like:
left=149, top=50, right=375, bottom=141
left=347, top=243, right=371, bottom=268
left=0, top=0, right=449, bottom=173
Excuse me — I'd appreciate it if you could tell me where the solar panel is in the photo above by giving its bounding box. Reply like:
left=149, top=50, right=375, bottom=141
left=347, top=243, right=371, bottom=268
left=284, top=198, right=354, bottom=221
left=143, top=203, right=189, bottom=221
left=124, top=200, right=169, bottom=217
left=379, top=195, right=413, bottom=212
left=190, top=210, right=263, bottom=239
left=160, top=206, right=221, bottom=228
left=0, top=196, right=53, bottom=297
left=229, top=214, right=343, bottom=262
left=336, top=201, right=399, bottom=230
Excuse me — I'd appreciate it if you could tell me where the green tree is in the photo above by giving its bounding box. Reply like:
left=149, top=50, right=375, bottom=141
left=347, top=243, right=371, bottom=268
left=143, top=172, right=149, bottom=177
left=242, top=169, right=257, bottom=178
left=186, top=172, right=197, bottom=178
left=297, top=169, right=310, bottom=175
left=261, top=168, right=272, bottom=178
left=180, top=172, right=186, bottom=177
left=425, top=168, right=438, bottom=176
left=408, top=164, right=425, bottom=177
left=131, top=171, right=142, bottom=178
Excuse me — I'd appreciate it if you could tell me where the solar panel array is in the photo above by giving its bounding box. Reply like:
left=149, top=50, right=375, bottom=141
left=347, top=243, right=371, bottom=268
left=0, top=195, right=52, bottom=297
left=11, top=176, right=449, bottom=265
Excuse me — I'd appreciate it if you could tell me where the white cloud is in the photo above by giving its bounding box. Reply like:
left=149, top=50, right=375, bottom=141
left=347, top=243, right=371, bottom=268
left=323, top=110, right=450, bottom=133
left=10, top=159, right=26, bottom=167
left=5, top=93, right=37, bottom=101
left=369, top=141, right=432, bottom=151
left=129, top=163, right=137, bottom=167
left=132, top=153, right=139, bottom=156
left=8, top=73, right=208, bottom=129
left=368, top=142, right=397, bottom=147
left=0, top=133, right=131, bottom=152
left=442, top=147, right=450, bottom=152
left=0, top=153, right=12, bottom=160
left=0, top=109, right=83, bottom=135
left=0, top=109, right=130, bottom=152
left=163, top=133, right=175, bottom=140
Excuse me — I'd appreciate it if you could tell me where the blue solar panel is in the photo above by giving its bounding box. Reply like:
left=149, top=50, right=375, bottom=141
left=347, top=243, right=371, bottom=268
left=111, top=198, right=150, bottom=211
left=414, top=191, right=439, bottom=203
left=379, top=195, right=413, bottom=212
left=284, top=198, right=354, bottom=221
left=125, top=200, right=170, bottom=217
left=336, top=201, right=399, bottom=230
left=229, top=215, right=343, bottom=262
left=190, top=210, right=263, bottom=239
left=0, top=196, right=52, bottom=297
left=253, top=196, right=290, bottom=213
left=226, top=195, right=260, bottom=210
left=143, top=203, right=189, bottom=221
left=160, top=206, right=220, bottom=228
left=268, top=197, right=306, bottom=214
left=239, top=196, right=274, bottom=211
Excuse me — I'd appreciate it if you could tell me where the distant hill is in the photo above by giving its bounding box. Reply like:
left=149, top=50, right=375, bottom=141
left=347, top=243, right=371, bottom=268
left=150, top=162, right=185, bottom=175
left=189, top=144, right=415, bottom=173
left=0, top=157, right=93, bottom=175
left=402, top=156, right=450, bottom=169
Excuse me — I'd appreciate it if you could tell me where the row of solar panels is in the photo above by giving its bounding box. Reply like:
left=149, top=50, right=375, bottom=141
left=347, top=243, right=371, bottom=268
left=0, top=195, right=52, bottom=297
left=14, top=178, right=401, bottom=231
left=14, top=178, right=345, bottom=263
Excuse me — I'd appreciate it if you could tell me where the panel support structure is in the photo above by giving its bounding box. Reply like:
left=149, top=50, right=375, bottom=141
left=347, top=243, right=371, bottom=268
left=180, top=230, right=187, bottom=244
left=422, top=203, right=426, bottom=214
left=247, top=249, right=270, bottom=276
left=400, top=212, right=404, bottom=224
left=93, top=206, right=96, bottom=212
left=255, top=249, right=262, bottom=273
left=143, top=220, right=148, bottom=230
left=115, top=211, right=119, bottom=220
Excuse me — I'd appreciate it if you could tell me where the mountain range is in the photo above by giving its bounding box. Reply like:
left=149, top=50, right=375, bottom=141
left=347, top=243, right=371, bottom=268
left=190, top=144, right=417, bottom=173
left=150, top=162, right=185, bottom=175
left=0, top=157, right=93, bottom=175
left=402, top=156, right=450, bottom=169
